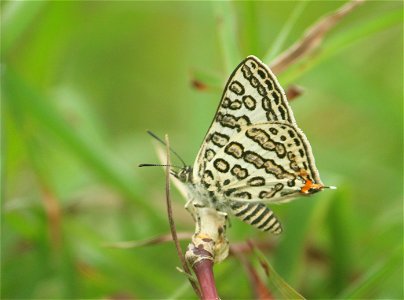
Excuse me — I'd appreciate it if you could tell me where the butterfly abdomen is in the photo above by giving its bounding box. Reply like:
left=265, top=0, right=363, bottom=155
left=229, top=201, right=282, bottom=234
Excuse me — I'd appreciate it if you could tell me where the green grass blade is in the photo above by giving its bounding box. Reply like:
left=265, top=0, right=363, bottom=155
left=241, top=1, right=259, bottom=55
left=191, top=68, right=223, bottom=93
left=327, top=189, right=354, bottom=295
left=254, top=247, right=305, bottom=299
left=264, top=1, right=308, bottom=63
left=167, top=280, right=191, bottom=299
left=273, top=199, right=316, bottom=284
left=212, top=1, right=242, bottom=74
left=337, top=247, right=402, bottom=299
left=279, top=8, right=402, bottom=85
left=3, top=68, right=165, bottom=226
left=1, top=1, right=47, bottom=56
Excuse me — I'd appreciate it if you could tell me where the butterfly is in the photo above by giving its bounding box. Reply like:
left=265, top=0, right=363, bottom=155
left=169, top=55, right=334, bottom=234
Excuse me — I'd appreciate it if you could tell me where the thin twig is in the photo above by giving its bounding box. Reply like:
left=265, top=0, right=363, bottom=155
left=104, top=232, right=193, bottom=249
left=164, top=134, right=201, bottom=298
left=41, top=186, right=62, bottom=251
left=270, top=0, right=365, bottom=74
left=264, top=0, right=308, bottom=62
left=229, top=240, right=275, bottom=256
left=232, top=245, right=274, bottom=300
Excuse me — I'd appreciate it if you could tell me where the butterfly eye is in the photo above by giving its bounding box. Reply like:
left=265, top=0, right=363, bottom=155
left=177, top=167, right=193, bottom=182
left=178, top=170, right=187, bottom=181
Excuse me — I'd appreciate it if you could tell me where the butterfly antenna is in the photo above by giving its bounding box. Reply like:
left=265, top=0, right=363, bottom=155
left=146, top=130, right=187, bottom=167
left=324, top=185, right=337, bottom=190
left=138, top=163, right=182, bottom=169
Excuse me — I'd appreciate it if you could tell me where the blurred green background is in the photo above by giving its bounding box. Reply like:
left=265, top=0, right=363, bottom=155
left=2, top=1, right=403, bottom=299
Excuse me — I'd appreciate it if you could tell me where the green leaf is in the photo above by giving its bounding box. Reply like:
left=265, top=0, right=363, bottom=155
left=254, top=246, right=305, bottom=299
left=264, top=0, right=308, bottom=63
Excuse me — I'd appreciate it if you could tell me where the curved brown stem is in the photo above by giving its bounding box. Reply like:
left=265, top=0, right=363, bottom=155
left=270, top=0, right=365, bottom=74
left=164, top=135, right=201, bottom=298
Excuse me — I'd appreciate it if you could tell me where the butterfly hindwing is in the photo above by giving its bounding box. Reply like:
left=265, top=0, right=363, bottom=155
left=229, top=201, right=282, bottom=234
left=199, top=123, right=322, bottom=203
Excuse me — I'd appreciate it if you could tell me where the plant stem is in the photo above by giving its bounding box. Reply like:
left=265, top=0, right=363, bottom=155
left=164, top=135, right=201, bottom=298
left=193, top=259, right=219, bottom=300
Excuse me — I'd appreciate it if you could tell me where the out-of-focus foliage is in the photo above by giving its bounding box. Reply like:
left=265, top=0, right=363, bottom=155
left=2, top=1, right=402, bottom=299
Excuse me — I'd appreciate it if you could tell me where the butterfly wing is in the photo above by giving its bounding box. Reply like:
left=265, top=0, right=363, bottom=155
left=229, top=201, right=283, bottom=234
left=193, top=55, right=297, bottom=182
left=192, top=55, right=323, bottom=233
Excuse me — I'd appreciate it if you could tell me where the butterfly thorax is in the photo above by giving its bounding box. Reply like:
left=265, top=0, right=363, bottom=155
left=173, top=166, right=231, bottom=211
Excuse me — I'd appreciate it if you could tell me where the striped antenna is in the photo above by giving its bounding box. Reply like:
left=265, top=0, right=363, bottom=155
left=146, top=130, right=187, bottom=167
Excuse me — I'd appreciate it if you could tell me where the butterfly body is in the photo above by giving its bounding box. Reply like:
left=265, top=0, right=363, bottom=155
left=172, top=55, right=329, bottom=234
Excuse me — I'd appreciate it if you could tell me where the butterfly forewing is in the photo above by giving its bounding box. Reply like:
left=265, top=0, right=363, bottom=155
left=193, top=56, right=297, bottom=180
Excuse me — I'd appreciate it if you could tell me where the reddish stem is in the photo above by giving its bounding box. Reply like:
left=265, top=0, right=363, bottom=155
left=193, top=259, right=219, bottom=300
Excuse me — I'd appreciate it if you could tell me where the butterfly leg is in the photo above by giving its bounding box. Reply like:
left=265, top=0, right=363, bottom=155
left=184, top=199, right=197, bottom=222
left=184, top=197, right=211, bottom=225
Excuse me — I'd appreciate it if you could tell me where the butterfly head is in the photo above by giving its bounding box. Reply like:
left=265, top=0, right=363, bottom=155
left=173, top=166, right=193, bottom=183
